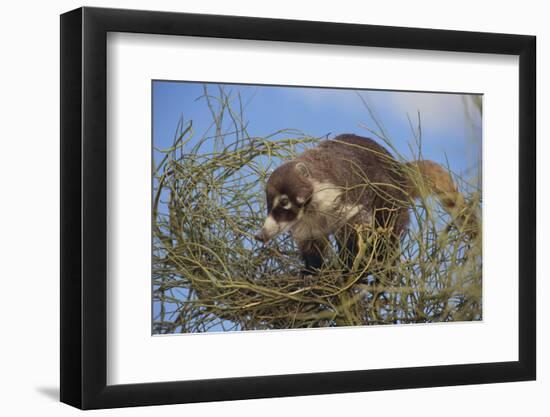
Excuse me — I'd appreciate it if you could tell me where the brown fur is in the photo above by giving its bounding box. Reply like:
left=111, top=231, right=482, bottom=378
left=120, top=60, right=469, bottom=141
left=258, top=134, right=476, bottom=275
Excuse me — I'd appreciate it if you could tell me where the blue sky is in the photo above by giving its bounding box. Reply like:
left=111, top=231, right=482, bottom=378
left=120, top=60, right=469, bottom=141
left=152, top=81, right=482, bottom=182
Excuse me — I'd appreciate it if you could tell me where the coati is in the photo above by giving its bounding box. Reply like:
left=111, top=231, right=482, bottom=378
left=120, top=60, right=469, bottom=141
left=255, top=133, right=475, bottom=276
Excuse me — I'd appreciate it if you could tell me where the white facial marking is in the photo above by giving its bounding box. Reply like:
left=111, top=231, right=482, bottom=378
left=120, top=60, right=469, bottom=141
left=262, top=215, right=280, bottom=238
left=261, top=215, right=295, bottom=241
left=276, top=194, right=291, bottom=209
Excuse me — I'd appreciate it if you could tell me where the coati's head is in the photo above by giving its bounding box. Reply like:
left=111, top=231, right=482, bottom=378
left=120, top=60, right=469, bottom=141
left=255, top=161, right=313, bottom=243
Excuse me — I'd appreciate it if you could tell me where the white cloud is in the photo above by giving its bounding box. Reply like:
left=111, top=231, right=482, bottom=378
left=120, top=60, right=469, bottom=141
left=364, top=90, right=481, bottom=135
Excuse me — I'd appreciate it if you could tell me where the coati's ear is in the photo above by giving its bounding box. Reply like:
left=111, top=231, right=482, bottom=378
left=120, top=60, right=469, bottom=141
left=295, top=162, right=310, bottom=178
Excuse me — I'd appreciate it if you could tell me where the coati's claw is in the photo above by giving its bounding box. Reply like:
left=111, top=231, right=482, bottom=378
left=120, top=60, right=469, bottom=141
left=300, top=268, right=317, bottom=277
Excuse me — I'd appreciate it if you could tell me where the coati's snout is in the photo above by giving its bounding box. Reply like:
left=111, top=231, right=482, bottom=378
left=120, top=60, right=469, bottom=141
left=255, top=162, right=312, bottom=244
left=255, top=195, right=299, bottom=243
left=255, top=212, right=295, bottom=243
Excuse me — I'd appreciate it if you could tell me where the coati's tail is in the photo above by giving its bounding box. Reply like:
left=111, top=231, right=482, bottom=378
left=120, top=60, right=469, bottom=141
left=404, top=160, right=479, bottom=237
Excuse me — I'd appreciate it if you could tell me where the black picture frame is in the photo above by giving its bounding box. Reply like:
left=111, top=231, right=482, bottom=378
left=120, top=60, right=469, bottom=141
left=60, top=6, right=536, bottom=410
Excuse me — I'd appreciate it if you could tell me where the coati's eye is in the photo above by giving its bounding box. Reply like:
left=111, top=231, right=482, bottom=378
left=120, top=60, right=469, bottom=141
left=279, top=196, right=290, bottom=209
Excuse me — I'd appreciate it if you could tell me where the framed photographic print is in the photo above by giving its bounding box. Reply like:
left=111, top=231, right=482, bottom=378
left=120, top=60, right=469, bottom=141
left=60, top=6, right=536, bottom=410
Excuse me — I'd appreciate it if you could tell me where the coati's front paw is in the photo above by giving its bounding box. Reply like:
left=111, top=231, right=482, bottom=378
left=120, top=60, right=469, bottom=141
left=301, top=269, right=320, bottom=286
